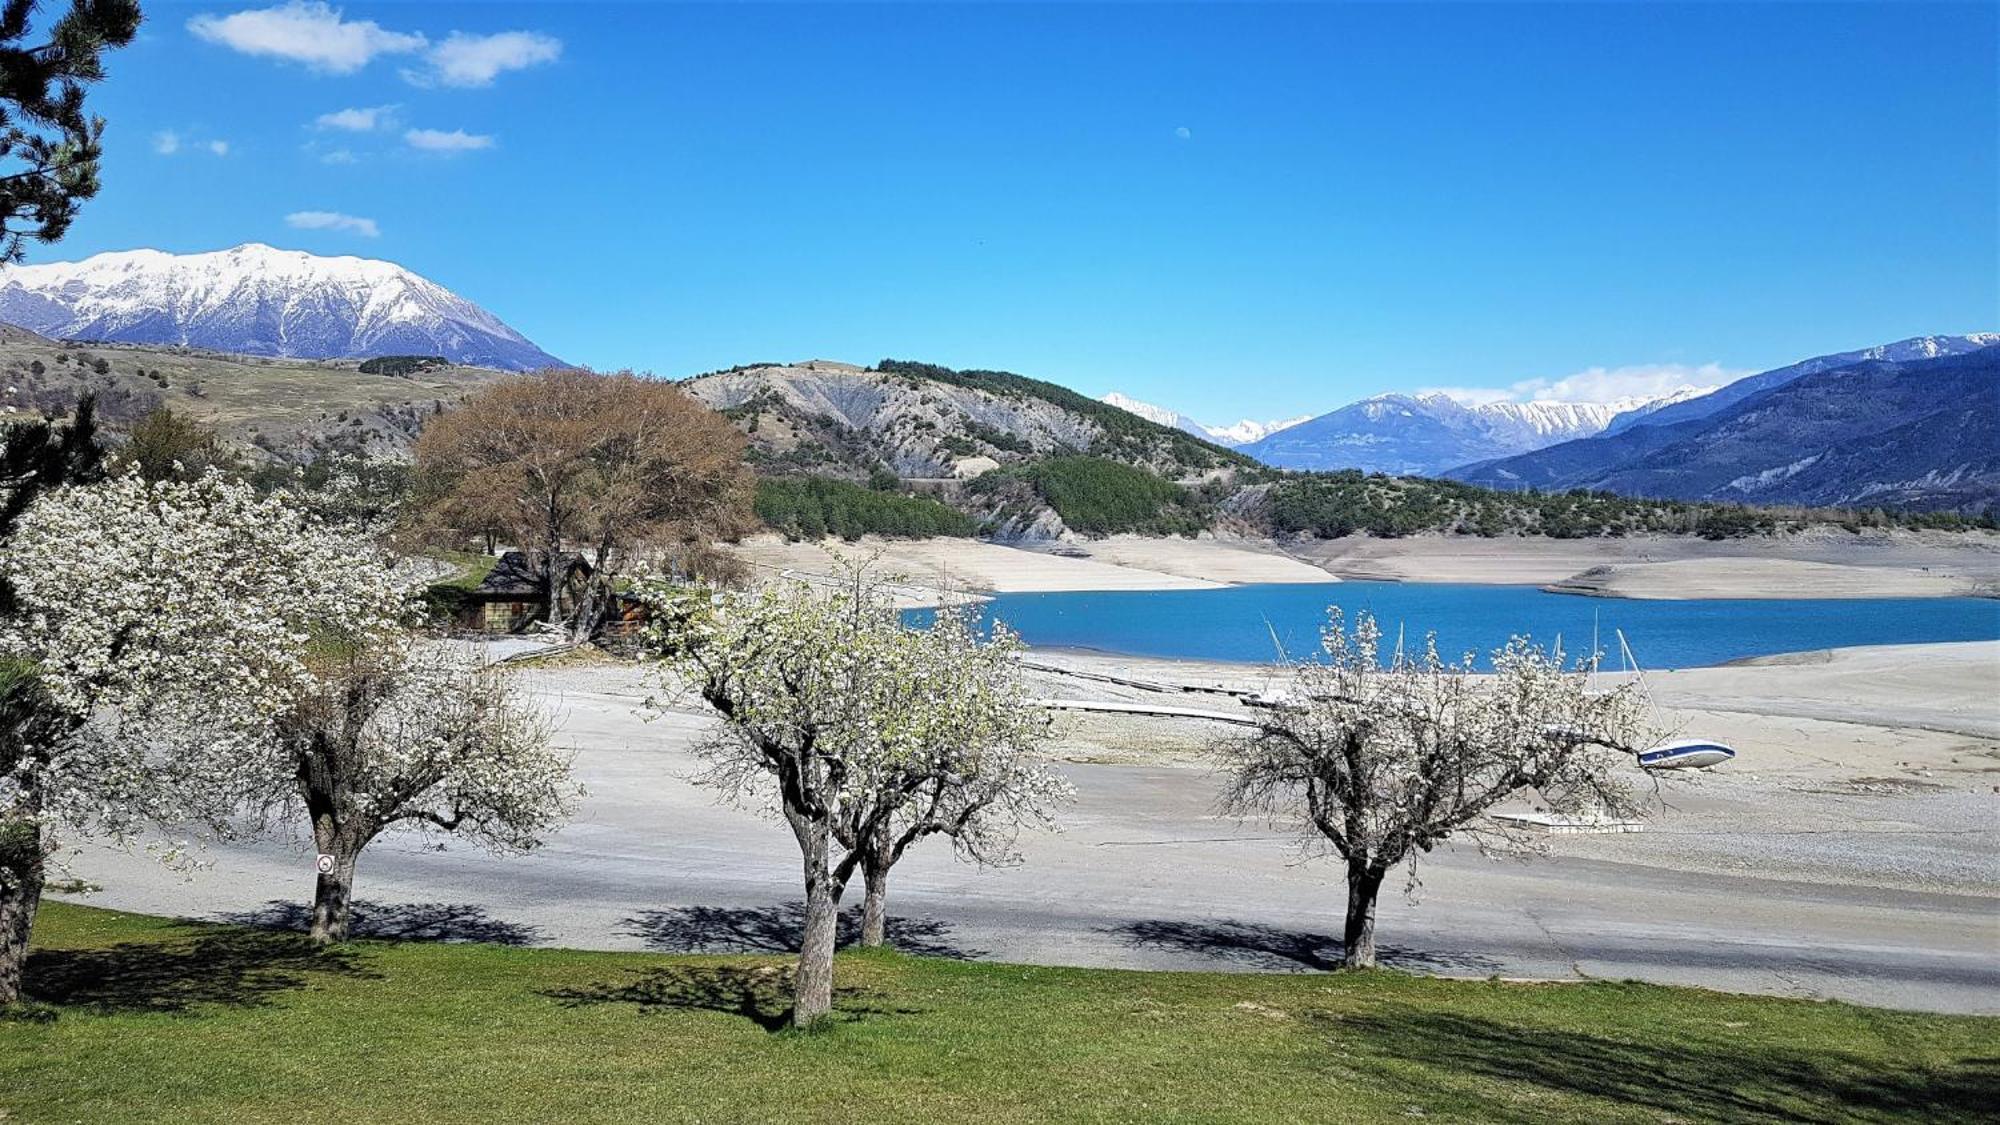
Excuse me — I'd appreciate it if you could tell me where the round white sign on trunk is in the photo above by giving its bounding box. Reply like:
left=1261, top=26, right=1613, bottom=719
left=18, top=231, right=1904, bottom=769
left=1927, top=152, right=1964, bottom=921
left=315, top=854, right=336, bottom=874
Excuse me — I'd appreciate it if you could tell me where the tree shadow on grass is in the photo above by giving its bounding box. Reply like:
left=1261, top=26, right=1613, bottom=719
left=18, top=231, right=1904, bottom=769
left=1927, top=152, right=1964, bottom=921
left=1105, top=918, right=1500, bottom=974
left=216, top=900, right=543, bottom=946
left=544, top=964, right=918, bottom=1033
left=619, top=903, right=983, bottom=960
left=545, top=964, right=802, bottom=1031
left=1331, top=1009, right=1999, bottom=1124
left=25, top=925, right=375, bottom=1015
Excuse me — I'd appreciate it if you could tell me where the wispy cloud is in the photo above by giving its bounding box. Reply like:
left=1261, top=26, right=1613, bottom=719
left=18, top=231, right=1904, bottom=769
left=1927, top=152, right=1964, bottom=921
left=1414, top=385, right=1514, bottom=406
left=407, top=30, right=560, bottom=88
left=1507, top=362, right=1750, bottom=404
left=404, top=127, right=494, bottom=154
left=1174, top=126, right=1191, bottom=140
left=188, top=2, right=425, bottom=74
left=1419, top=363, right=1751, bottom=407
left=154, top=130, right=231, bottom=157
left=317, top=147, right=359, bottom=165
left=285, top=209, right=379, bottom=237
left=315, top=104, right=397, bottom=132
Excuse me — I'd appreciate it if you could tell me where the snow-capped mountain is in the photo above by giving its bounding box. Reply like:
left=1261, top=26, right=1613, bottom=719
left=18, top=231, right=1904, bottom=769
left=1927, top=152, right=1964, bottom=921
left=1101, top=392, right=1309, bottom=447
left=1237, top=390, right=1697, bottom=475
left=1599, top=334, right=2000, bottom=436
left=0, top=243, right=563, bottom=371
left=1450, top=346, right=2000, bottom=513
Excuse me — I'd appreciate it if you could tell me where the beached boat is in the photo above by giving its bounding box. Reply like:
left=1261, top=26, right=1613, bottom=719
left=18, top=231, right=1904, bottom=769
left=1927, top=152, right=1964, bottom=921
left=1636, top=738, right=1737, bottom=770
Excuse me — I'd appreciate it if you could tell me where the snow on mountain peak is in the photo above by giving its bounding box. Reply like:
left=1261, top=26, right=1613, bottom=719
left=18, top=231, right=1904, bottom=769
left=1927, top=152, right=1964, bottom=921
left=0, top=243, right=562, bottom=371
left=1100, top=392, right=1308, bottom=447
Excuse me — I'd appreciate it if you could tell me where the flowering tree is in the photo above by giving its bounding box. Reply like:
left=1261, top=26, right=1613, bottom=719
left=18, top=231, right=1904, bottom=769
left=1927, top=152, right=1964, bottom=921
left=267, top=640, right=576, bottom=943
left=644, top=574, right=1068, bottom=1025
left=0, top=473, right=412, bottom=1003
left=1215, top=609, right=1650, bottom=969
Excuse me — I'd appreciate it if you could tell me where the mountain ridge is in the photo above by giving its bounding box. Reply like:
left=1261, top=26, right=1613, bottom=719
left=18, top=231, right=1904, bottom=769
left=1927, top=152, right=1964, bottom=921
left=1450, top=347, right=2000, bottom=513
left=1099, top=392, right=1309, bottom=447
left=1235, top=390, right=1691, bottom=475
left=0, top=243, right=564, bottom=372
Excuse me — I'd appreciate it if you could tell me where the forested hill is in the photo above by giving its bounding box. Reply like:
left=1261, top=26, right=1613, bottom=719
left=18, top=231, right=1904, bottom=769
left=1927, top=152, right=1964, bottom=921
left=682, top=356, right=1991, bottom=542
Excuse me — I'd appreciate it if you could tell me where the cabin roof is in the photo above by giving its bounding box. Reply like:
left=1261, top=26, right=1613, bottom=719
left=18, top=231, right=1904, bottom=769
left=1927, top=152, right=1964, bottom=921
left=473, top=550, right=592, bottom=598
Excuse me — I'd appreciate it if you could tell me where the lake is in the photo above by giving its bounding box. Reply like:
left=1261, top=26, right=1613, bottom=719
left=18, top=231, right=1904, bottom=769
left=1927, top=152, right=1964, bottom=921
left=906, top=583, right=2000, bottom=669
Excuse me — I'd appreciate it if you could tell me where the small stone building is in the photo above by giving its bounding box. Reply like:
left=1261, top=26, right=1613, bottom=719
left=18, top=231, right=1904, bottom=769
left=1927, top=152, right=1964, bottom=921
left=462, top=550, right=592, bottom=633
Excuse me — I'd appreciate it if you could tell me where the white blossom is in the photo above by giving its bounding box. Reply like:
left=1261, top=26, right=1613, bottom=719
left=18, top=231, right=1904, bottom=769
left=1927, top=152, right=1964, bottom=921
left=1, top=472, right=417, bottom=863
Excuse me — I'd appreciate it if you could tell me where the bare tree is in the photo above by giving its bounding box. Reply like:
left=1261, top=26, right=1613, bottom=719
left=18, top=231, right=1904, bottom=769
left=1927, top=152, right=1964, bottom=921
left=1215, top=609, right=1650, bottom=969
left=643, top=573, right=1067, bottom=1024
left=269, top=641, right=577, bottom=943
left=412, top=368, right=754, bottom=640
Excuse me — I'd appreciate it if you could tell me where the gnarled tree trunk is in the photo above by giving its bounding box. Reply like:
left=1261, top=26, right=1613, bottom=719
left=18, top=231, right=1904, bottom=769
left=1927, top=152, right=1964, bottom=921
left=308, top=834, right=361, bottom=944
left=1343, top=860, right=1385, bottom=969
left=300, top=738, right=370, bottom=945
left=793, top=818, right=838, bottom=1026
left=859, top=859, right=890, bottom=948
left=0, top=814, right=44, bottom=1005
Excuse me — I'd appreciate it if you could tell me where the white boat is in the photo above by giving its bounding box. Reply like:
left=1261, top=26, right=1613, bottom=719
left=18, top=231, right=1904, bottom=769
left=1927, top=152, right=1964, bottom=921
left=1637, top=738, right=1737, bottom=770
left=1605, top=628, right=1740, bottom=771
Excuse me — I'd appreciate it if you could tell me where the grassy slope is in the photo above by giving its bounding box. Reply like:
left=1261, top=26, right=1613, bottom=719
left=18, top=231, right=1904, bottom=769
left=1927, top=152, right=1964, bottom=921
left=0, top=329, right=505, bottom=457
left=2, top=904, right=1991, bottom=1124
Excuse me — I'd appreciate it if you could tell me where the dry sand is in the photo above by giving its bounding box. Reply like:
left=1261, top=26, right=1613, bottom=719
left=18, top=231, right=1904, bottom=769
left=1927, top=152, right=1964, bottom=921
left=1022, top=641, right=2000, bottom=896
left=1290, top=528, right=2000, bottom=597
left=726, top=529, right=2000, bottom=605
left=1545, top=558, right=1980, bottom=599
left=723, top=533, right=1334, bottom=607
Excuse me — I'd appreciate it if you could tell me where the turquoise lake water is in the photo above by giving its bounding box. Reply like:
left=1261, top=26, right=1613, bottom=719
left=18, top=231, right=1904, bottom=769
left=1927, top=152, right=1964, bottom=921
left=905, top=583, right=2000, bottom=669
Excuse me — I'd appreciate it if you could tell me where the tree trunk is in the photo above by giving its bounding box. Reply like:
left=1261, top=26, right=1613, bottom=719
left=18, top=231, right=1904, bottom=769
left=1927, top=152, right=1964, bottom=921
left=0, top=816, right=44, bottom=1006
left=308, top=832, right=361, bottom=945
left=859, top=861, right=889, bottom=948
left=793, top=822, right=838, bottom=1027
left=1342, top=861, right=1385, bottom=969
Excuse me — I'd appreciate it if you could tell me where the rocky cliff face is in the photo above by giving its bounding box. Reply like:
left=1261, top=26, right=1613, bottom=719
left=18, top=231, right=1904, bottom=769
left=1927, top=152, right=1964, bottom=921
left=683, top=360, right=1239, bottom=481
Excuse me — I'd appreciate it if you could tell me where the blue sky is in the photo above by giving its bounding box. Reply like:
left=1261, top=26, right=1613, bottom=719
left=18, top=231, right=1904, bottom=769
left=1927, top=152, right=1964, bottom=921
left=41, top=1, right=2000, bottom=422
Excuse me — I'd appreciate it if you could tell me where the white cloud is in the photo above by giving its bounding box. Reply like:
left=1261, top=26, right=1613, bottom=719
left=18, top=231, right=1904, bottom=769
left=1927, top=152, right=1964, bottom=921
left=1415, top=385, right=1514, bottom=407
left=315, top=104, right=397, bottom=132
left=404, top=127, right=494, bottom=153
left=1174, top=126, right=1192, bottom=140
left=1507, top=362, right=1751, bottom=403
left=188, top=2, right=425, bottom=74
left=407, top=30, right=560, bottom=88
left=318, top=147, right=359, bottom=165
left=1421, top=362, right=1752, bottom=407
left=285, top=209, right=379, bottom=237
left=154, top=130, right=231, bottom=157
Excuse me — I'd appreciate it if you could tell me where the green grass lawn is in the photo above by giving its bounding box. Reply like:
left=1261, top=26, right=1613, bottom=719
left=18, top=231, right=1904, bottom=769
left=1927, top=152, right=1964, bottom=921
left=2, top=903, right=1992, bottom=1123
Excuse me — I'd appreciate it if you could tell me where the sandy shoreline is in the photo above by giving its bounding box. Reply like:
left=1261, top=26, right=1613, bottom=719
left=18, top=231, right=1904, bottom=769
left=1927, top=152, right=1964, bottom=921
left=724, top=528, right=2000, bottom=607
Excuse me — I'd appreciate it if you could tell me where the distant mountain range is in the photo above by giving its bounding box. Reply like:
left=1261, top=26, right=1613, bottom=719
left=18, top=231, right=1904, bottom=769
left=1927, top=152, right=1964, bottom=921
left=1598, top=333, right=1999, bottom=437
left=1233, top=391, right=1710, bottom=476
left=1098, top=392, right=1310, bottom=447
left=0, top=243, right=563, bottom=371
left=1449, top=340, right=2000, bottom=513
left=3, top=243, right=1984, bottom=516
